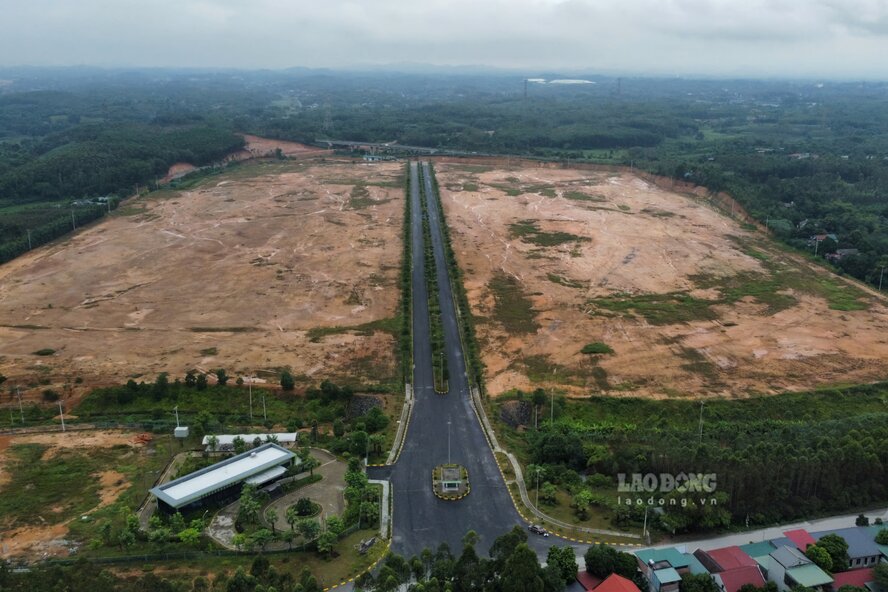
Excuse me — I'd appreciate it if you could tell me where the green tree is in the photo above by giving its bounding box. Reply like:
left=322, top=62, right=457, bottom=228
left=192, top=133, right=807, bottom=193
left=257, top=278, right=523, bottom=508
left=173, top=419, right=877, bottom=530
left=540, top=482, right=558, bottom=505
left=301, top=453, right=320, bottom=477
left=281, top=370, right=295, bottom=391
left=805, top=545, right=833, bottom=573
left=585, top=545, right=637, bottom=579
left=333, top=418, right=345, bottom=438
left=233, top=436, right=247, bottom=454
left=286, top=506, right=300, bottom=532
left=875, top=529, right=888, bottom=545
left=206, top=434, right=219, bottom=451
left=369, top=433, right=386, bottom=455
left=855, top=514, right=870, bottom=527
left=237, top=484, right=261, bottom=526
left=680, top=573, right=720, bottom=592
left=351, top=430, right=369, bottom=456
left=195, top=373, right=208, bottom=391
left=177, top=528, right=201, bottom=547
left=297, top=518, right=321, bottom=542
left=501, top=543, right=544, bottom=592
left=574, top=489, right=594, bottom=520
left=326, top=515, right=345, bottom=537
left=547, top=546, right=578, bottom=585
left=818, top=534, right=849, bottom=572
left=214, top=368, right=228, bottom=386
left=317, top=531, right=337, bottom=557
left=265, top=508, right=278, bottom=534
left=184, top=371, right=197, bottom=387
left=873, top=562, right=888, bottom=591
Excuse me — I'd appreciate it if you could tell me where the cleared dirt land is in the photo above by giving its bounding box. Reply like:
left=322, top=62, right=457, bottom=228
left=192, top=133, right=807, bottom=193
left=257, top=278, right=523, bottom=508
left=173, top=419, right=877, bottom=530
left=0, top=159, right=404, bottom=400
left=436, top=162, right=888, bottom=398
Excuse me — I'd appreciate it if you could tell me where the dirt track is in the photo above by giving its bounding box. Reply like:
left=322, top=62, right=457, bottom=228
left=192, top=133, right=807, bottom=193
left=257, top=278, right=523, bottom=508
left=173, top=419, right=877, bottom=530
left=0, top=159, right=405, bottom=401
left=437, top=163, right=888, bottom=398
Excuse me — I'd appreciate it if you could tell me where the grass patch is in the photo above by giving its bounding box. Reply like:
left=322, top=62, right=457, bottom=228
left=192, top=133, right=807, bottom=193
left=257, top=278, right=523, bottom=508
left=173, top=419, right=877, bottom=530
left=32, top=348, right=56, bottom=356
left=547, top=273, right=585, bottom=289
left=489, top=272, right=538, bottom=334
left=564, top=191, right=606, bottom=202
left=188, top=327, right=258, bottom=333
left=509, top=219, right=588, bottom=247
left=589, top=292, right=719, bottom=325
left=0, top=444, right=113, bottom=527
left=581, top=342, right=614, bottom=355
left=199, top=347, right=219, bottom=356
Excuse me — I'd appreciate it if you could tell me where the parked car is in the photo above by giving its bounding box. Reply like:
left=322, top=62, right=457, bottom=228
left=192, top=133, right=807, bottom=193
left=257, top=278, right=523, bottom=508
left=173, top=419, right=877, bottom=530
left=528, top=524, right=549, bottom=537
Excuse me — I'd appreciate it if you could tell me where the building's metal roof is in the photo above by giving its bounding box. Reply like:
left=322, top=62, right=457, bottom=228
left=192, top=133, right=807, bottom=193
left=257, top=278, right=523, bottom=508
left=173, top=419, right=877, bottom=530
left=246, top=465, right=287, bottom=486
left=150, top=443, right=295, bottom=509
left=811, top=526, right=883, bottom=560
left=786, top=564, right=833, bottom=588
left=654, top=567, right=682, bottom=584
left=770, top=545, right=810, bottom=569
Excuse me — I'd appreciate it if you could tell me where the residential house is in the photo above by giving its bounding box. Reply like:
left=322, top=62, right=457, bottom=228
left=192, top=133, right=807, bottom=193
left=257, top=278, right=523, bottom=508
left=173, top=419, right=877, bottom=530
left=811, top=527, right=886, bottom=570
left=576, top=573, right=642, bottom=592
left=694, top=546, right=766, bottom=592
left=766, top=546, right=833, bottom=592
left=636, top=547, right=709, bottom=592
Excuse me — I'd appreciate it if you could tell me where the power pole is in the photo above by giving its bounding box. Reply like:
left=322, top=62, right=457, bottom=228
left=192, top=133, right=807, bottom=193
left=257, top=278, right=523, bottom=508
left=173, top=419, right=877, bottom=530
left=248, top=373, right=253, bottom=421
left=262, top=392, right=267, bottom=421
left=535, top=466, right=541, bottom=509
left=879, top=266, right=885, bottom=291
left=71, top=211, right=76, bottom=230
left=58, top=400, right=66, bottom=432
left=26, top=229, right=32, bottom=250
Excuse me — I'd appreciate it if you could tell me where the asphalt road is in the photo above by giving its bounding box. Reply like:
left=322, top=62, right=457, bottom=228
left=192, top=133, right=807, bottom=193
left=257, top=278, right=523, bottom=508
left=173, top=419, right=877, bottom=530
left=369, top=162, right=556, bottom=559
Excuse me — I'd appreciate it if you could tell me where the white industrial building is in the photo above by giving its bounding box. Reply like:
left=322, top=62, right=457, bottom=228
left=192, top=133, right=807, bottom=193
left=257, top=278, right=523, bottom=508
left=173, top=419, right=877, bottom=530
left=150, top=442, right=298, bottom=513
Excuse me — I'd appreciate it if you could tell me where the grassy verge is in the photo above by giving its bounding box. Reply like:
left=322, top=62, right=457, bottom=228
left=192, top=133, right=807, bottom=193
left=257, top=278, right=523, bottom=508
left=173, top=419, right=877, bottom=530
left=419, top=165, right=449, bottom=392
left=427, top=163, right=487, bottom=392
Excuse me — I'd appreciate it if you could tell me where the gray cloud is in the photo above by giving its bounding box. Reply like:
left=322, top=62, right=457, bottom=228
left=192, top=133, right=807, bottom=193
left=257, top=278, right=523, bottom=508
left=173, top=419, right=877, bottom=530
left=2, top=0, right=888, bottom=78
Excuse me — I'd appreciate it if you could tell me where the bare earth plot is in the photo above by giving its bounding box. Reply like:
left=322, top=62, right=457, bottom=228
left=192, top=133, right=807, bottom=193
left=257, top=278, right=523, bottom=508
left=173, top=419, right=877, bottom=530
left=436, top=163, right=888, bottom=398
left=0, top=159, right=405, bottom=400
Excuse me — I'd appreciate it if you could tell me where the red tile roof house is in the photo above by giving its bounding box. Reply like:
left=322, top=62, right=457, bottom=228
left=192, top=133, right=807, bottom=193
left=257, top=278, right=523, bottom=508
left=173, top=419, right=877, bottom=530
left=693, top=547, right=766, bottom=592
left=830, top=567, right=874, bottom=591
left=577, top=573, right=641, bottom=592
left=783, top=529, right=817, bottom=552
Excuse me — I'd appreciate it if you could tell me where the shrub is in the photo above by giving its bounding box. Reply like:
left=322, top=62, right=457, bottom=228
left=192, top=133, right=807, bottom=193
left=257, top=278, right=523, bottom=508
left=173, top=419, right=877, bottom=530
left=33, top=348, right=56, bottom=356
left=581, top=342, right=614, bottom=355
left=42, top=389, right=60, bottom=402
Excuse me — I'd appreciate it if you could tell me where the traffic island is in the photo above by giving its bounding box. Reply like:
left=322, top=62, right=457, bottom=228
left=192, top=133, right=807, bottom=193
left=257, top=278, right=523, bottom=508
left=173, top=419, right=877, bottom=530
left=432, top=464, right=470, bottom=500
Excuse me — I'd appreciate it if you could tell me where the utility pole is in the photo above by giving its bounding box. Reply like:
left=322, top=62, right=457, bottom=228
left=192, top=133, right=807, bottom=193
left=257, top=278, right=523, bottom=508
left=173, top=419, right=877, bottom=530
left=248, top=373, right=253, bottom=421
left=58, top=400, right=66, bottom=432
left=880, top=266, right=885, bottom=291
left=71, top=211, right=76, bottom=230
left=26, top=229, right=32, bottom=250
left=814, top=239, right=820, bottom=257
left=174, top=405, right=180, bottom=427
left=262, top=392, right=267, bottom=421
left=535, top=466, right=541, bottom=509
left=698, top=401, right=705, bottom=444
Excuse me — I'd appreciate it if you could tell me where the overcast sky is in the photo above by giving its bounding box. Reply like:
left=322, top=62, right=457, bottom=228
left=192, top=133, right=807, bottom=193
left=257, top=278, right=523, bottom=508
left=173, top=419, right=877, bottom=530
left=3, top=0, right=888, bottom=79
